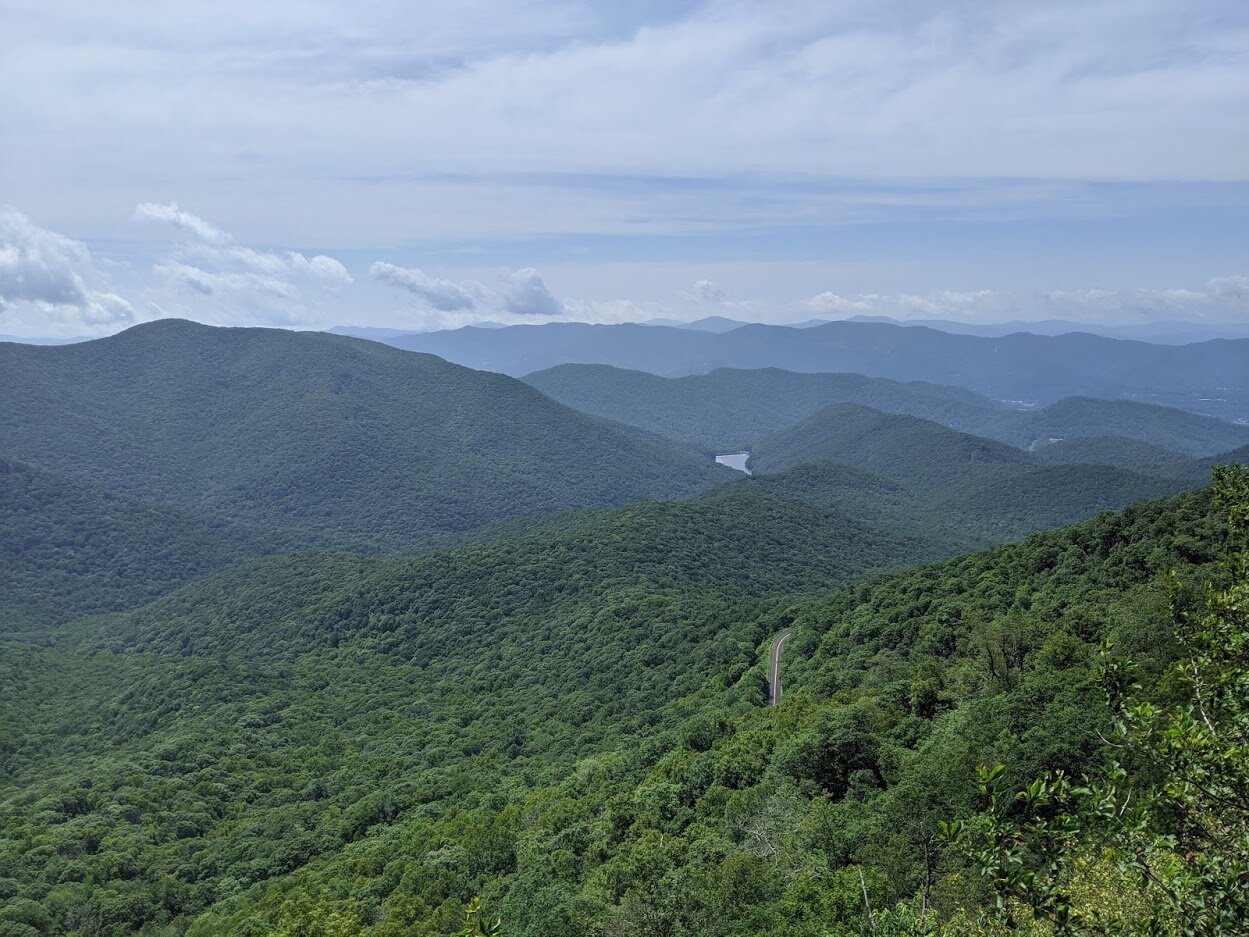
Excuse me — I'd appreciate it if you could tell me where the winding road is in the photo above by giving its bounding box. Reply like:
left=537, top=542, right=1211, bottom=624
left=768, top=630, right=790, bottom=706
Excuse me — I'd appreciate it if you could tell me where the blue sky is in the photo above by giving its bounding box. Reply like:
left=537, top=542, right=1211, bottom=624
left=1, top=0, right=1246, bottom=336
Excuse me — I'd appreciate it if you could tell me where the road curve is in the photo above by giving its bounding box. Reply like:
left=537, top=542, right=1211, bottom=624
left=768, top=630, right=791, bottom=706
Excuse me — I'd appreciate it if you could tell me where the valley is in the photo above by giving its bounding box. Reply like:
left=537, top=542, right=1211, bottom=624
left=1, top=322, right=1246, bottom=936
left=5, top=8, right=1244, bottom=934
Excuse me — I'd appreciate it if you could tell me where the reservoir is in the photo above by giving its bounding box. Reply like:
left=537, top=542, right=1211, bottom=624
left=715, top=452, right=751, bottom=474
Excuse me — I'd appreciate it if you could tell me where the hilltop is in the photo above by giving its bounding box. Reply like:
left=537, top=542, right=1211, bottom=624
left=0, top=321, right=734, bottom=552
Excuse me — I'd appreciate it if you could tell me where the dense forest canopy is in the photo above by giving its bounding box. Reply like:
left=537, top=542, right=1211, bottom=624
left=2, top=323, right=1247, bottom=936
left=2, top=479, right=1241, bottom=935
left=0, top=321, right=732, bottom=553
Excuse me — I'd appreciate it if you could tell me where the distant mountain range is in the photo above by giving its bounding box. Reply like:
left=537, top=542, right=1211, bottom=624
left=524, top=364, right=1249, bottom=456
left=381, top=320, right=1249, bottom=420
left=325, top=314, right=1249, bottom=345
left=836, top=315, right=1249, bottom=344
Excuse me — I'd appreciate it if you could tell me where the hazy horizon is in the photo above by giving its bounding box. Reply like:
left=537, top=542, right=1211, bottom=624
left=3, top=1, right=1247, bottom=338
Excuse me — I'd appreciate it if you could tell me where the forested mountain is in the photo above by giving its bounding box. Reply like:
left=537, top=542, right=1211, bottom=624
left=838, top=314, right=1249, bottom=344
left=1031, top=435, right=1209, bottom=481
left=742, top=406, right=1189, bottom=543
left=5, top=318, right=1247, bottom=936
left=0, top=455, right=266, bottom=627
left=523, top=363, right=1249, bottom=456
left=979, top=396, right=1249, bottom=456
left=1, top=479, right=1238, bottom=935
left=523, top=365, right=1004, bottom=453
left=383, top=320, right=1249, bottom=420
left=747, top=404, right=1034, bottom=480
left=0, top=321, right=733, bottom=552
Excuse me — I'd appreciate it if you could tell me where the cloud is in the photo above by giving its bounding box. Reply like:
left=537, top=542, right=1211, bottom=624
left=137, top=202, right=351, bottom=283
left=1206, top=275, right=1249, bottom=305
left=806, top=277, right=1249, bottom=324
left=0, top=207, right=134, bottom=327
left=136, top=202, right=352, bottom=323
left=1039, top=280, right=1249, bottom=320
left=805, top=292, right=876, bottom=316
left=685, top=279, right=729, bottom=304
left=134, top=202, right=231, bottom=246
left=286, top=251, right=352, bottom=284
left=154, top=262, right=299, bottom=301
left=0, top=207, right=92, bottom=307
left=499, top=267, right=562, bottom=316
left=369, top=262, right=478, bottom=311
left=370, top=262, right=563, bottom=318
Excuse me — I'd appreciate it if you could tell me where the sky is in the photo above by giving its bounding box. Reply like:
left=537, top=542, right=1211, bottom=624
left=1, top=0, right=1247, bottom=337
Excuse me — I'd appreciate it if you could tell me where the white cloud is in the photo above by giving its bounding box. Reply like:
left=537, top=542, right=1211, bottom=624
left=0, top=207, right=135, bottom=329
left=154, top=262, right=299, bottom=301
left=1039, top=280, right=1249, bottom=320
left=686, top=279, right=729, bottom=304
left=499, top=267, right=562, bottom=317
left=135, top=202, right=352, bottom=323
left=370, top=261, right=563, bottom=317
left=1207, top=275, right=1249, bottom=304
left=3, top=0, right=1245, bottom=259
left=806, top=277, right=1249, bottom=324
left=369, top=262, right=479, bottom=311
left=805, top=292, right=876, bottom=316
left=0, top=207, right=92, bottom=308
left=799, top=288, right=982, bottom=322
left=134, top=202, right=232, bottom=246
left=286, top=251, right=352, bottom=284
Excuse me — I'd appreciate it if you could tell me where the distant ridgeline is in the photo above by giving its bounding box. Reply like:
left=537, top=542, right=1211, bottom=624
left=523, top=363, right=1249, bottom=456
left=2, top=320, right=1248, bottom=934
left=383, top=319, right=1249, bottom=420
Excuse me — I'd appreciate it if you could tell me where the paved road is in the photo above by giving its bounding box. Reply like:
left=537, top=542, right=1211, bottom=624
left=768, top=630, right=790, bottom=706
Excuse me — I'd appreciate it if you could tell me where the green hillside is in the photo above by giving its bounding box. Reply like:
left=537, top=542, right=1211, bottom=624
left=980, top=396, right=1249, bottom=456
left=741, top=405, right=1197, bottom=549
left=523, top=364, right=1002, bottom=452
left=1031, top=435, right=1207, bottom=480
left=0, top=478, right=1237, bottom=935
left=747, top=403, right=1033, bottom=482
left=0, top=454, right=266, bottom=628
left=0, top=484, right=945, bottom=934
left=522, top=364, right=1249, bottom=456
left=0, top=321, right=734, bottom=551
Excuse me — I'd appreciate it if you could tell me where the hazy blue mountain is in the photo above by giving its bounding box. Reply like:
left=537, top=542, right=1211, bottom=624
left=638, top=315, right=753, bottom=331
left=383, top=319, right=1249, bottom=420
left=0, top=320, right=734, bottom=551
left=971, top=396, right=1249, bottom=457
left=523, top=364, right=1003, bottom=452
left=843, top=314, right=1249, bottom=344
left=325, top=325, right=426, bottom=340
left=524, top=363, right=1249, bottom=456
left=1031, top=436, right=1208, bottom=481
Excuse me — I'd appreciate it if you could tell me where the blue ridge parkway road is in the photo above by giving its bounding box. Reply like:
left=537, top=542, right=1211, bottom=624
left=768, top=630, right=790, bottom=707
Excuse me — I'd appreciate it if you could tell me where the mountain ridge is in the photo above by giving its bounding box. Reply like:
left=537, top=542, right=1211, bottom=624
left=0, top=319, right=734, bottom=552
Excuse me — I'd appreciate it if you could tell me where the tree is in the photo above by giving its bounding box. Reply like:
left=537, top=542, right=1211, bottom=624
left=946, top=466, right=1249, bottom=936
